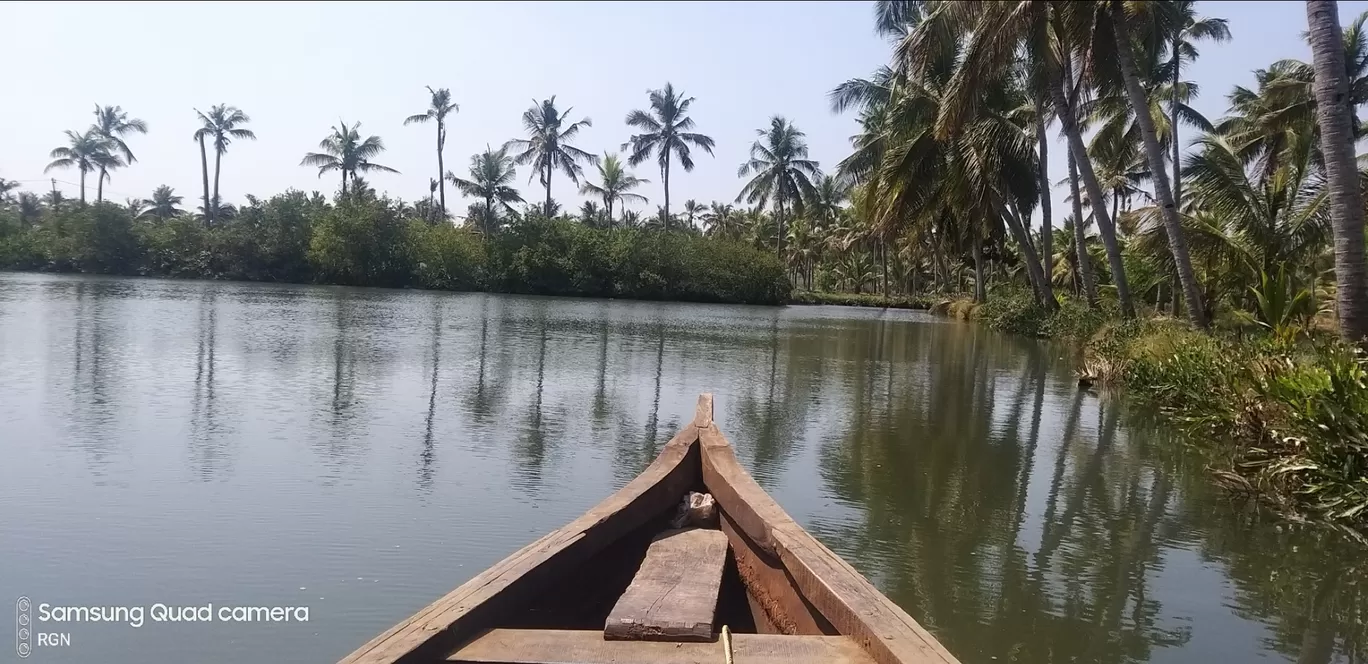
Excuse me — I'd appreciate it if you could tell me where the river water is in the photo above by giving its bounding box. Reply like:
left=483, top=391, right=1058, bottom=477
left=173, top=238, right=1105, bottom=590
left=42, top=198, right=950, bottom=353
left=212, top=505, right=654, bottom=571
left=0, top=272, right=1362, bottom=664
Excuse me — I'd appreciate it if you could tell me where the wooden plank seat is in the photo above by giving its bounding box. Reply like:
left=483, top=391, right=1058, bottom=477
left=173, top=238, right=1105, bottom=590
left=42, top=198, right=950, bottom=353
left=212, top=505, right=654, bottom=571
left=447, top=628, right=878, bottom=664
left=603, top=527, right=729, bottom=642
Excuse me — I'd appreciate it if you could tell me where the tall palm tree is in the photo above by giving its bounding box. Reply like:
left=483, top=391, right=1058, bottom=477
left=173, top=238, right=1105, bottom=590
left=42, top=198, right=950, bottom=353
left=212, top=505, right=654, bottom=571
left=579, top=153, right=648, bottom=226
left=45, top=129, right=119, bottom=204
left=141, top=185, right=184, bottom=221
left=1109, top=1, right=1208, bottom=327
left=301, top=121, right=399, bottom=197
left=737, top=116, right=821, bottom=259
left=917, top=1, right=1135, bottom=315
left=505, top=97, right=595, bottom=217
left=193, top=105, right=255, bottom=225
left=623, top=83, right=716, bottom=229
left=90, top=104, right=148, bottom=204
left=1161, top=2, right=1230, bottom=205
left=448, top=146, right=524, bottom=235
left=405, top=86, right=459, bottom=217
left=1307, top=0, right=1368, bottom=342
left=0, top=178, right=17, bottom=204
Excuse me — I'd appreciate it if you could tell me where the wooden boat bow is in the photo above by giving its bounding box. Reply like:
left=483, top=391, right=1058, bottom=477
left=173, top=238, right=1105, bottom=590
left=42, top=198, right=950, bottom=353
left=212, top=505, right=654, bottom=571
left=339, top=393, right=961, bottom=664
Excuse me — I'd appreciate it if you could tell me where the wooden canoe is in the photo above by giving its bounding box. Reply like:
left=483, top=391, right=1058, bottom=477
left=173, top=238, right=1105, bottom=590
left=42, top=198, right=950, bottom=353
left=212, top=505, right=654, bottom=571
left=339, top=393, right=961, bottom=664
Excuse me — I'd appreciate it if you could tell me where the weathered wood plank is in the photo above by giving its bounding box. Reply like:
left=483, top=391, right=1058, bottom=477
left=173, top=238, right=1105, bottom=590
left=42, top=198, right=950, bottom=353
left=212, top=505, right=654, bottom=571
left=337, top=426, right=701, bottom=664
left=698, top=424, right=961, bottom=664
left=603, top=527, right=728, bottom=642
left=448, top=629, right=877, bottom=664
left=719, top=511, right=833, bottom=636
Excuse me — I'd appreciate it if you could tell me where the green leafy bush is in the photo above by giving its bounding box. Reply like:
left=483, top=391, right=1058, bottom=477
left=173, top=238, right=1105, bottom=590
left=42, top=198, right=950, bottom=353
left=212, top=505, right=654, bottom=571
left=1, top=197, right=791, bottom=305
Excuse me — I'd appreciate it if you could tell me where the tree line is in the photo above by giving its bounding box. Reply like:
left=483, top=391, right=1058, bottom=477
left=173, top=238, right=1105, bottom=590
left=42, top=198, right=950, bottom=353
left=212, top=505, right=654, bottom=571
left=825, top=0, right=1368, bottom=344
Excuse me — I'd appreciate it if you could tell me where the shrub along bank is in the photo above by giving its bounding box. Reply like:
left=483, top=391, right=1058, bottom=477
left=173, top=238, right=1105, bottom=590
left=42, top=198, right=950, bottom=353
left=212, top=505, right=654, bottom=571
left=935, top=287, right=1368, bottom=530
left=0, top=194, right=791, bottom=305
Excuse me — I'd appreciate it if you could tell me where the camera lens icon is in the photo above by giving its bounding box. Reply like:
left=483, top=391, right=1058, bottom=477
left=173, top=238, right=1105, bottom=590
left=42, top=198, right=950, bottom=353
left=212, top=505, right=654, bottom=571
left=18, top=642, right=30, bottom=657
left=17, top=612, right=28, bottom=626
left=18, top=627, right=29, bottom=641
left=17, top=598, right=29, bottom=613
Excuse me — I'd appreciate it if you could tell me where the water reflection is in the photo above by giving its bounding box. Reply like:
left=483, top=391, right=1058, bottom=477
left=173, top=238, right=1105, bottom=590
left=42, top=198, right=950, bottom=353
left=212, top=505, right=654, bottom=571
left=0, top=273, right=1364, bottom=664
left=189, top=289, right=230, bottom=480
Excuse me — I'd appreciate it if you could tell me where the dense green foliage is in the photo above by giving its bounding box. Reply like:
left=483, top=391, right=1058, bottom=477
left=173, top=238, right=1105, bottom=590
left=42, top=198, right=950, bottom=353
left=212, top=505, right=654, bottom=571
left=788, top=290, right=929, bottom=309
left=935, top=285, right=1368, bottom=527
left=0, top=194, right=790, bottom=305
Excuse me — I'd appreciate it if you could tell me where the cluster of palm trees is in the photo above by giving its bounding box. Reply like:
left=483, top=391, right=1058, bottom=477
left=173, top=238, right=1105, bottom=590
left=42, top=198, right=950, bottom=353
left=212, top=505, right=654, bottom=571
left=820, top=0, right=1367, bottom=342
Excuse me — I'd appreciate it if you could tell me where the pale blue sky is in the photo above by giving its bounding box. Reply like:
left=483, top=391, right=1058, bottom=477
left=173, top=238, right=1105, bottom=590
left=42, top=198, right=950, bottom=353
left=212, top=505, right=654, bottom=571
left=2, top=1, right=1366, bottom=220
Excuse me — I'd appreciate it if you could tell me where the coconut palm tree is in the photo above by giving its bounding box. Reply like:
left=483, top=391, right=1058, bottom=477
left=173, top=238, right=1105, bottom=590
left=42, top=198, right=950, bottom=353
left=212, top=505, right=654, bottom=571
left=141, top=185, right=184, bottom=221
left=1108, top=1, right=1208, bottom=327
left=681, top=199, right=704, bottom=230
left=1160, top=2, right=1230, bottom=205
left=579, top=153, right=648, bottom=226
left=807, top=175, right=849, bottom=231
left=405, top=86, right=459, bottom=217
left=45, top=129, right=120, bottom=204
left=737, top=116, right=821, bottom=259
left=300, top=121, right=399, bottom=197
left=1307, top=0, right=1368, bottom=342
left=505, top=97, right=595, bottom=217
left=623, top=83, right=715, bottom=228
left=90, top=104, right=148, bottom=204
left=914, top=1, right=1134, bottom=315
left=17, top=193, right=42, bottom=226
left=0, top=178, right=17, bottom=204
left=579, top=201, right=603, bottom=227
left=448, top=146, right=524, bottom=235
left=193, top=105, right=255, bottom=225
left=702, top=202, right=750, bottom=240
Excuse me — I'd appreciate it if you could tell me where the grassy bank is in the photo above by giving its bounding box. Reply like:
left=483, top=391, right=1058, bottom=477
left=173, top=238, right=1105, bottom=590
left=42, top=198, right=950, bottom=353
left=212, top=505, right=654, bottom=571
left=788, top=291, right=931, bottom=309
left=935, top=288, right=1368, bottom=530
left=0, top=195, right=791, bottom=305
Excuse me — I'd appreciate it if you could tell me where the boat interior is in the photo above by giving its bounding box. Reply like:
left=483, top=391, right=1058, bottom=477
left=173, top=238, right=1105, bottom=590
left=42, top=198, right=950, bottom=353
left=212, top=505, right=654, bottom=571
left=340, top=394, right=958, bottom=664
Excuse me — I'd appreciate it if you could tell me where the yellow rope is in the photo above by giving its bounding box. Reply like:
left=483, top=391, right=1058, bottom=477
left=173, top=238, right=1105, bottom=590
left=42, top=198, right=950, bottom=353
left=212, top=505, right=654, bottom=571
left=722, top=624, right=734, bottom=664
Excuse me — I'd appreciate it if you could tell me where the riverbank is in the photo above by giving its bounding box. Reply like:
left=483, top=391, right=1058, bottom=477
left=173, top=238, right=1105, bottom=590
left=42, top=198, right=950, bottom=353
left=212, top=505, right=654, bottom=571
left=933, top=288, right=1368, bottom=532
left=0, top=197, right=791, bottom=305
left=788, top=291, right=931, bottom=309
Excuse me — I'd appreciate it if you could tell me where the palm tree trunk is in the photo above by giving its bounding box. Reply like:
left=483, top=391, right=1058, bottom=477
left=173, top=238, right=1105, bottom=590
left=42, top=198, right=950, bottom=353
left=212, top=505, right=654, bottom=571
left=776, top=198, right=785, bottom=259
left=97, top=167, right=105, bottom=204
left=485, top=193, right=494, bottom=235
left=341, top=171, right=348, bottom=198
left=199, top=135, right=212, bottom=226
left=545, top=161, right=553, bottom=218
left=663, top=159, right=671, bottom=231
left=1067, top=150, right=1100, bottom=307
left=79, top=168, right=87, bottom=204
left=880, top=238, right=889, bottom=297
left=436, top=124, right=446, bottom=217
left=1034, top=95, right=1058, bottom=310
left=1308, top=0, right=1368, bottom=343
left=212, top=148, right=223, bottom=217
left=1170, top=41, right=1183, bottom=207
left=1053, top=50, right=1135, bottom=318
left=999, top=196, right=1048, bottom=304
left=972, top=231, right=986, bottom=303
left=1112, top=3, right=1208, bottom=328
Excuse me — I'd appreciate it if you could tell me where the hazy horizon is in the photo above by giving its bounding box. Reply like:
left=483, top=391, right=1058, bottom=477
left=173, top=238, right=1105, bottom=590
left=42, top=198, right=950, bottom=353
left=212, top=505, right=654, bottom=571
left=3, top=1, right=1367, bottom=222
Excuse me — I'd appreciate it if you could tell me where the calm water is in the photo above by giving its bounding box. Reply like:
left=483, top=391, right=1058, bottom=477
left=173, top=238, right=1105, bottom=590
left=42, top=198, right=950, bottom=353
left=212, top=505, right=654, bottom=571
left=0, top=272, right=1363, bottom=664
